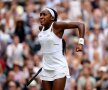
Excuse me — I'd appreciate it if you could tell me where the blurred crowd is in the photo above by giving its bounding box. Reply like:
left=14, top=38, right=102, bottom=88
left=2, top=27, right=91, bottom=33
left=0, top=0, right=108, bottom=90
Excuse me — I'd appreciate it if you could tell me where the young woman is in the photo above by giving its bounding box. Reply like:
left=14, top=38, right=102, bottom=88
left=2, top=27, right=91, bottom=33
left=38, top=8, right=85, bottom=90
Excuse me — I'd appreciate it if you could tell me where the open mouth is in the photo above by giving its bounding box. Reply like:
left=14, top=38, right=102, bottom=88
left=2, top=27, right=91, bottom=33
left=40, top=19, right=45, bottom=25
left=40, top=22, right=44, bottom=25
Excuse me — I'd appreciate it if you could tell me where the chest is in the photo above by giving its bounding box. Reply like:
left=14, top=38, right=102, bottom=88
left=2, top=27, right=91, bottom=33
left=38, top=31, right=55, bottom=44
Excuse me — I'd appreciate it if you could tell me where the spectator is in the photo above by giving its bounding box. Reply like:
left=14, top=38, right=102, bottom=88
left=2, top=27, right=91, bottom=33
left=3, top=70, right=20, bottom=90
left=28, top=80, right=39, bottom=90
left=0, top=24, right=12, bottom=44
left=6, top=35, right=24, bottom=69
left=77, top=67, right=96, bottom=90
left=84, top=78, right=97, bottom=90
left=14, top=20, right=26, bottom=43
left=96, top=66, right=108, bottom=90
left=89, top=8, right=103, bottom=30
left=88, top=37, right=103, bottom=62
left=81, top=0, right=92, bottom=23
left=7, top=81, right=21, bottom=90
left=26, top=26, right=41, bottom=54
left=12, top=60, right=25, bottom=86
left=0, top=64, right=6, bottom=87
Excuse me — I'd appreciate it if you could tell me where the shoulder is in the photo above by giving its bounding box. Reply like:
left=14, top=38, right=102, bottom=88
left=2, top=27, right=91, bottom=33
left=53, top=21, right=67, bottom=26
left=53, top=21, right=84, bottom=29
left=90, top=76, right=96, bottom=82
left=53, top=21, right=84, bottom=26
left=77, top=76, right=85, bottom=85
left=53, top=21, right=67, bottom=29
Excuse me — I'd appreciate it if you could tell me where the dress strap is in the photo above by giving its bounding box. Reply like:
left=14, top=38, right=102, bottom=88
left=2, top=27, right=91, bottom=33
left=49, top=22, right=54, bottom=32
left=41, top=26, right=44, bottom=31
left=41, top=22, right=54, bottom=31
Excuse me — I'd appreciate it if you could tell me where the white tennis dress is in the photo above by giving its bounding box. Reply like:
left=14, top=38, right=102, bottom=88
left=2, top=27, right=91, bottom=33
left=38, top=22, right=69, bottom=81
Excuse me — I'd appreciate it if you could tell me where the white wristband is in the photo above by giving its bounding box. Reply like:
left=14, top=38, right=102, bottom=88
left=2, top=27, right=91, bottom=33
left=78, top=38, right=84, bottom=45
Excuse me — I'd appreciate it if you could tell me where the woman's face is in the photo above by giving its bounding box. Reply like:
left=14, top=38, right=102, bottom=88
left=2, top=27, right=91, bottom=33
left=39, top=10, right=52, bottom=26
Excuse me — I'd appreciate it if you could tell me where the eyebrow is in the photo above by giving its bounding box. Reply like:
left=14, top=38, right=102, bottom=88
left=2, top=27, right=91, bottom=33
left=40, top=12, right=45, bottom=16
left=40, top=12, right=45, bottom=14
left=40, top=10, right=50, bottom=15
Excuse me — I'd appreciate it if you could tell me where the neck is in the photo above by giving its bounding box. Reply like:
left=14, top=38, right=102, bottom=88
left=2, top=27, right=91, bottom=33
left=43, top=22, right=53, bottom=31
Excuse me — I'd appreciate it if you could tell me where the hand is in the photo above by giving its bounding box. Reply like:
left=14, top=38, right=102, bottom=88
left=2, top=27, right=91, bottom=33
left=76, top=44, right=83, bottom=52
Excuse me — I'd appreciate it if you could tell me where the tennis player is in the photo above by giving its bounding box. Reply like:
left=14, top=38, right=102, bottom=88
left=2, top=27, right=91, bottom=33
left=38, top=8, right=85, bottom=90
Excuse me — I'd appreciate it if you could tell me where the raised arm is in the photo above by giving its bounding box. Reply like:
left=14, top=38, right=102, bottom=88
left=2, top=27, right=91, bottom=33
left=54, top=21, right=85, bottom=38
left=54, top=21, right=85, bottom=51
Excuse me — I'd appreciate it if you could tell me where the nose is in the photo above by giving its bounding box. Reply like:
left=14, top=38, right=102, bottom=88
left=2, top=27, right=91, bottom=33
left=40, top=14, right=44, bottom=20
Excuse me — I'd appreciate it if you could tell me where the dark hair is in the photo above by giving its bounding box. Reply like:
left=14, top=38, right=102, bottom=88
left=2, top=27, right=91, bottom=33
left=81, top=59, right=91, bottom=65
left=49, top=8, right=58, bottom=21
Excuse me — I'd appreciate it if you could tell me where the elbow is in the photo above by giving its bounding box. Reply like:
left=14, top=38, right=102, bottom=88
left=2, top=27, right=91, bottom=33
left=78, top=22, right=85, bottom=29
left=78, top=22, right=85, bottom=31
left=78, top=22, right=85, bottom=37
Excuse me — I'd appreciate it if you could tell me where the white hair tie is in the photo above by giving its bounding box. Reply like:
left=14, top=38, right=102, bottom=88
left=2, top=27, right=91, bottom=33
left=42, top=8, right=55, bottom=18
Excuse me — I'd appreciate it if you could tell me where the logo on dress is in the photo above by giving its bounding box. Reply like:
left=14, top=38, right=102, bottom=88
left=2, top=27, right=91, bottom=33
left=54, top=44, right=59, bottom=45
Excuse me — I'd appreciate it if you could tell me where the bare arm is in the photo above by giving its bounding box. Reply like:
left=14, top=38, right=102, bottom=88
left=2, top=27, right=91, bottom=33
left=53, top=21, right=85, bottom=38
left=54, top=21, right=85, bottom=51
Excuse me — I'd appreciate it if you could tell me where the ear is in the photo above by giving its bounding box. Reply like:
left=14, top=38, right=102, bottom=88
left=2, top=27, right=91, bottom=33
left=51, top=17, right=55, bottom=21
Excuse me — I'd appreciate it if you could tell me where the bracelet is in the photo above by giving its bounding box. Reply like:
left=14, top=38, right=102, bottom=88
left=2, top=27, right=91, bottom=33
left=78, top=38, right=84, bottom=45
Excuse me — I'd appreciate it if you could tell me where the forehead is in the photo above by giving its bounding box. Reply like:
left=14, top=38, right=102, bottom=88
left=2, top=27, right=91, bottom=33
left=40, top=10, right=50, bottom=15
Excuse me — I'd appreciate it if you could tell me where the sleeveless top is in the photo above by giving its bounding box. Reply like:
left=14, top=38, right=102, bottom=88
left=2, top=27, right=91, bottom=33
left=38, top=22, right=62, bottom=54
left=38, top=22, right=68, bottom=70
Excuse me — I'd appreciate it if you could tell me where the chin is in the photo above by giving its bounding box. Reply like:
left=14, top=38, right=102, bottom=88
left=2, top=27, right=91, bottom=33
left=40, top=23, right=45, bottom=26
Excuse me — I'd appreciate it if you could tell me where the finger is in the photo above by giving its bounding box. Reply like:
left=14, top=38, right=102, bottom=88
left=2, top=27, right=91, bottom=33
left=76, top=48, right=78, bottom=52
left=76, top=49, right=83, bottom=52
left=78, top=50, right=83, bottom=52
left=76, top=48, right=80, bottom=51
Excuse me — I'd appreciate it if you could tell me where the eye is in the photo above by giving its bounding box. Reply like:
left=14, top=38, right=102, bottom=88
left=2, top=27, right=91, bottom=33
left=40, top=12, right=46, bottom=16
left=40, top=13, right=42, bottom=16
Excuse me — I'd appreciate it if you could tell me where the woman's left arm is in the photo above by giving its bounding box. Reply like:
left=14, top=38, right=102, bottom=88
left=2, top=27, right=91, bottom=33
left=55, top=21, right=85, bottom=37
left=54, top=21, right=85, bottom=51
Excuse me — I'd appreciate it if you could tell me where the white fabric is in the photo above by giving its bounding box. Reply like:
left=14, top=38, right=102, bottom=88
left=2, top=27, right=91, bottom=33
left=6, top=43, right=23, bottom=68
left=38, top=22, right=69, bottom=81
left=78, top=38, right=84, bottom=45
left=68, top=0, right=81, bottom=20
left=0, top=31, right=12, bottom=43
left=38, top=23, right=62, bottom=54
left=43, top=8, right=55, bottom=18
left=40, top=51, right=69, bottom=81
left=88, top=46, right=103, bottom=62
